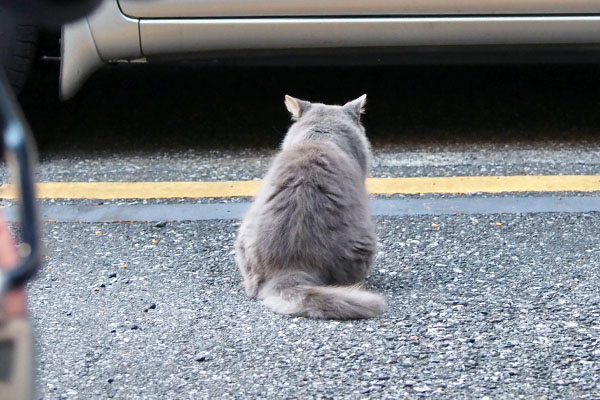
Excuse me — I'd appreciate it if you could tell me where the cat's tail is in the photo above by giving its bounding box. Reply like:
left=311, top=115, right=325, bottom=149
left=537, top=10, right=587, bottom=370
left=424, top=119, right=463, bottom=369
left=259, top=272, right=386, bottom=320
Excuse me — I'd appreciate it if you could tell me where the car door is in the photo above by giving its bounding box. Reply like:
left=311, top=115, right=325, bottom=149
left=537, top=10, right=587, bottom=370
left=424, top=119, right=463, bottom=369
left=115, top=0, right=600, bottom=56
left=118, top=0, right=600, bottom=18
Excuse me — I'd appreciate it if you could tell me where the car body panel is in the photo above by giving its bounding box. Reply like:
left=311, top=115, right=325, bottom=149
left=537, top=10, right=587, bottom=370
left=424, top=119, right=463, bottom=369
left=60, top=0, right=139, bottom=98
left=88, top=0, right=140, bottom=61
left=60, top=0, right=600, bottom=99
left=60, top=17, right=104, bottom=99
left=140, top=16, right=600, bottom=56
left=119, top=0, right=600, bottom=18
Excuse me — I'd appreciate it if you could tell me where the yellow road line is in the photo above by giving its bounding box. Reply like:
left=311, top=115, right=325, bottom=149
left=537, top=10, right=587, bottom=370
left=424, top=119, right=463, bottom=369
left=0, top=181, right=262, bottom=199
left=0, top=175, right=599, bottom=199
left=367, top=175, right=600, bottom=195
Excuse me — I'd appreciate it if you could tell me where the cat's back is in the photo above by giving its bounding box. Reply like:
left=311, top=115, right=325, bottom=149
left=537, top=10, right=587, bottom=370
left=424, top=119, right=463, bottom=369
left=246, top=138, right=371, bottom=269
left=247, top=138, right=370, bottom=240
left=267, top=139, right=364, bottom=201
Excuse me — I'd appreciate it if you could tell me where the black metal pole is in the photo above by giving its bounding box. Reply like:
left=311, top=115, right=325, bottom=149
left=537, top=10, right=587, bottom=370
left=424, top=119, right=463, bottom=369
left=0, top=68, right=41, bottom=295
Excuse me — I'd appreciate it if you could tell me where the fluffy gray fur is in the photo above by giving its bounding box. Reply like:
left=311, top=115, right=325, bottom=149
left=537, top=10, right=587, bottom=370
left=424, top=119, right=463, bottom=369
left=235, top=94, right=386, bottom=320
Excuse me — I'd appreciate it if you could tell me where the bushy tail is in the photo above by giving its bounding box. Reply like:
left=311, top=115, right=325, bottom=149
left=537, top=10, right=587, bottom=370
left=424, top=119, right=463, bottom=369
left=260, top=272, right=386, bottom=320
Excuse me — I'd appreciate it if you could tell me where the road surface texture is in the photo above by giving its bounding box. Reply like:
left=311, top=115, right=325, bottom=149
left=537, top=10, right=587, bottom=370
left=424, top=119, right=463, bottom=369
left=35, top=215, right=600, bottom=399
left=1, top=63, right=600, bottom=398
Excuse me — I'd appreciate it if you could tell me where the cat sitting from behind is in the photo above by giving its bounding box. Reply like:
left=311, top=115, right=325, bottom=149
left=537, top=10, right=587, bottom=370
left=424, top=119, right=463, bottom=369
left=235, top=94, right=385, bottom=320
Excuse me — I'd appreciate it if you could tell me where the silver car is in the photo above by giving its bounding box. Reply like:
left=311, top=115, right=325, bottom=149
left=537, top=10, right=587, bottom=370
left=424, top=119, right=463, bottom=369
left=6, top=0, right=600, bottom=98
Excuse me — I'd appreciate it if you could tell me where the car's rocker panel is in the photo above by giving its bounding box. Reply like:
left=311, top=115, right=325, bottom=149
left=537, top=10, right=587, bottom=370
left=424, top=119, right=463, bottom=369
left=60, top=0, right=600, bottom=99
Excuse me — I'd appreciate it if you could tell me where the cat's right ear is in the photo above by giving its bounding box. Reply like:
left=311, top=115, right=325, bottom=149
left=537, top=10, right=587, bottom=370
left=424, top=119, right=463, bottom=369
left=285, top=95, right=311, bottom=120
left=343, top=94, right=367, bottom=121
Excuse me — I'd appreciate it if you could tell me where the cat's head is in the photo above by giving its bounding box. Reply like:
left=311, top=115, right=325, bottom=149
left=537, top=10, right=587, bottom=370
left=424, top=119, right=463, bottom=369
left=281, top=95, right=371, bottom=174
left=284, top=94, right=366, bottom=123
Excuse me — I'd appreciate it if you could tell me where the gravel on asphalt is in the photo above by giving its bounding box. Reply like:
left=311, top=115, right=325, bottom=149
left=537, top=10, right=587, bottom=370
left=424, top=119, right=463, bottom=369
left=29, top=213, right=600, bottom=399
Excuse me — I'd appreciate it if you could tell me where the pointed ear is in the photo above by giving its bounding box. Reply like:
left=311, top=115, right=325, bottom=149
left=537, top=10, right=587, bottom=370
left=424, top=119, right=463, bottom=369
left=285, top=95, right=311, bottom=120
left=343, top=94, right=367, bottom=120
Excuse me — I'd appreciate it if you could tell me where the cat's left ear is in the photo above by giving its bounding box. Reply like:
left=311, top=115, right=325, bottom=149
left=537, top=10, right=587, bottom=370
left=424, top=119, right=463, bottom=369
left=343, top=94, right=367, bottom=120
left=285, top=95, right=311, bottom=120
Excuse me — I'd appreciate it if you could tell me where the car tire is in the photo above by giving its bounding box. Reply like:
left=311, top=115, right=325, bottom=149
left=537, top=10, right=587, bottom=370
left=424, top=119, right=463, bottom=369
left=0, top=15, right=37, bottom=94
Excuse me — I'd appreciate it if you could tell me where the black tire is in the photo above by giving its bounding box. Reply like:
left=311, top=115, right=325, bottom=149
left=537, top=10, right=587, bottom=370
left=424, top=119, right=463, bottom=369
left=0, top=14, right=37, bottom=94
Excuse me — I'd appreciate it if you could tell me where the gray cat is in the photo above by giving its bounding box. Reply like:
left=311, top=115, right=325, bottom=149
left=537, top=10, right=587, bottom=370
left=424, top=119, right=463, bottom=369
left=235, top=95, right=385, bottom=319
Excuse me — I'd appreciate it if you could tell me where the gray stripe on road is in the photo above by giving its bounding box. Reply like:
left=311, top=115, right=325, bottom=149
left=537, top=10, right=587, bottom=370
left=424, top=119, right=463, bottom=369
left=3, top=196, right=600, bottom=222
left=370, top=196, right=600, bottom=217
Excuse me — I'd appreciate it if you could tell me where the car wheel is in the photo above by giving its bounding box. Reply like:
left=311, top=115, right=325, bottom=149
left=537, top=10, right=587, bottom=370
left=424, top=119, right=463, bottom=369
left=0, top=15, right=37, bottom=94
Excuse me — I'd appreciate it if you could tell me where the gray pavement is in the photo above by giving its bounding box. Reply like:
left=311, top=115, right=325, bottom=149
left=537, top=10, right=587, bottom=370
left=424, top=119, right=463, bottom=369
left=31, top=214, right=600, bottom=399
left=3, top=144, right=600, bottom=184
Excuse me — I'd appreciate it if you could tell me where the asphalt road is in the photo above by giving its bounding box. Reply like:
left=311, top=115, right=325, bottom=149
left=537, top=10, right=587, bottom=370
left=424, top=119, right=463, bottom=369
left=2, top=62, right=600, bottom=399
left=34, top=214, right=600, bottom=399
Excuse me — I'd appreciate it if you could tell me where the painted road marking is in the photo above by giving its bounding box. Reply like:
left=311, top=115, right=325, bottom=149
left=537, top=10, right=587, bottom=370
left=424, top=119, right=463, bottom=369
left=2, top=196, right=600, bottom=222
left=0, top=175, right=599, bottom=199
